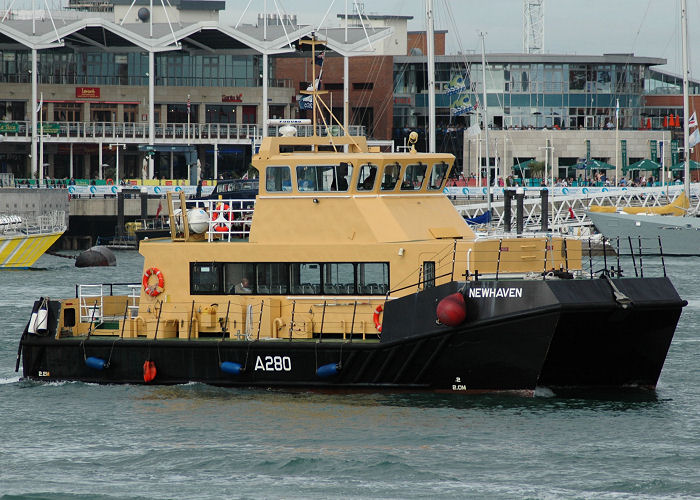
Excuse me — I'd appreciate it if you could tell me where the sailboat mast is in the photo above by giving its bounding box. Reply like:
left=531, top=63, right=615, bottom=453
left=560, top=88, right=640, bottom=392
left=427, top=0, right=436, bottom=153
left=480, top=32, right=491, bottom=216
left=682, top=0, right=690, bottom=194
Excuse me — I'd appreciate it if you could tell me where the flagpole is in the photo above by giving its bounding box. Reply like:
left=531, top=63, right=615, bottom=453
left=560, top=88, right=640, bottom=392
left=615, top=98, right=620, bottom=186
left=682, top=0, right=690, bottom=196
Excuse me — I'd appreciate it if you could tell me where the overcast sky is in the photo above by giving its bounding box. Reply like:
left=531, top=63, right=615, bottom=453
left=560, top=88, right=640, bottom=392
left=223, top=0, right=700, bottom=76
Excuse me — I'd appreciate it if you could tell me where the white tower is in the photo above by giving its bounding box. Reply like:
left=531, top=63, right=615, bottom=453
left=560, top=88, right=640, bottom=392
left=523, top=0, right=544, bottom=54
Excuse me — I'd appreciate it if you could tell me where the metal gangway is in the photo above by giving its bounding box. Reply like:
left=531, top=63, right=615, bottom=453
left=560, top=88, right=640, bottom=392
left=454, top=185, right=699, bottom=234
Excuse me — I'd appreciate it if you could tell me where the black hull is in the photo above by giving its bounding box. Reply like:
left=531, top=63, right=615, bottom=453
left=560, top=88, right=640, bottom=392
left=20, top=312, right=558, bottom=393
left=18, top=278, right=685, bottom=394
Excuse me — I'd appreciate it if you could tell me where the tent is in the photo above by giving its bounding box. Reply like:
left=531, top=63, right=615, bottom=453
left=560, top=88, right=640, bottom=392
left=622, top=159, right=662, bottom=173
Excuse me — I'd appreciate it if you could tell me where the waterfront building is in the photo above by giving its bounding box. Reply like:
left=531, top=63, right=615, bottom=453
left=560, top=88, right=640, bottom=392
left=1, top=6, right=697, bottom=184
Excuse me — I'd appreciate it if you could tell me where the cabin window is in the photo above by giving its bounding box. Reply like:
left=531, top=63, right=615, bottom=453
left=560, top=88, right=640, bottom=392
left=266, top=166, right=291, bottom=192
left=357, top=263, right=390, bottom=295
left=296, top=163, right=353, bottom=192
left=323, top=263, right=355, bottom=294
left=256, top=263, right=289, bottom=295
left=191, top=263, right=223, bottom=294
left=401, top=163, right=427, bottom=190
left=423, top=261, right=436, bottom=288
left=290, top=263, right=321, bottom=294
left=224, top=263, right=256, bottom=294
left=356, top=163, right=378, bottom=191
left=428, top=162, right=449, bottom=190
left=380, top=163, right=401, bottom=191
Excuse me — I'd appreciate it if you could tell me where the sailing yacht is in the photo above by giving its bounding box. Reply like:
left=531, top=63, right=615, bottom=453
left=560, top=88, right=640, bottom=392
left=587, top=0, right=700, bottom=255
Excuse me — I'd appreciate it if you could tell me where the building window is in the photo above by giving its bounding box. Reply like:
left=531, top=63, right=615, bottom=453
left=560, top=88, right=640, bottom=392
left=54, top=103, right=82, bottom=122
left=242, top=105, right=257, bottom=124
left=206, top=105, right=236, bottom=124
left=353, top=82, right=374, bottom=90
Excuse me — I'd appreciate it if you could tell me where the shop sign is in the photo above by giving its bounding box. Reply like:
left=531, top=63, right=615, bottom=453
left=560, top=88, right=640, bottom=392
left=115, top=55, right=128, bottom=64
left=76, top=87, right=100, bottom=98
left=394, top=96, right=413, bottom=106
left=3, top=52, right=15, bottom=62
left=222, top=93, right=243, bottom=103
left=0, top=122, right=19, bottom=133
left=40, top=123, right=60, bottom=134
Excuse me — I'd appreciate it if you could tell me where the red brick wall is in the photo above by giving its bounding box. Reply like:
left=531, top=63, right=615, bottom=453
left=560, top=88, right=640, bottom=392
left=407, top=32, right=446, bottom=56
left=275, top=54, right=394, bottom=140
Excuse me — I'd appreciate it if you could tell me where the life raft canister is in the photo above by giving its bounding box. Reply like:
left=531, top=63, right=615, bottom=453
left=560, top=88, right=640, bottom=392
left=212, top=202, right=232, bottom=232
left=436, top=292, right=467, bottom=326
left=373, top=305, right=383, bottom=332
left=143, top=360, right=157, bottom=383
left=142, top=266, right=165, bottom=297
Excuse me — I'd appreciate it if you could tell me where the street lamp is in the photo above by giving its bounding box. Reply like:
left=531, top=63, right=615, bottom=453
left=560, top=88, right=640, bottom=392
left=109, top=143, right=126, bottom=185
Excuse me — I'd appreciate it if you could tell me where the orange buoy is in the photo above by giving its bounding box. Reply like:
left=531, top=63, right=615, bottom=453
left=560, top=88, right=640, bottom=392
left=143, top=360, right=157, bottom=383
left=373, top=305, right=383, bottom=332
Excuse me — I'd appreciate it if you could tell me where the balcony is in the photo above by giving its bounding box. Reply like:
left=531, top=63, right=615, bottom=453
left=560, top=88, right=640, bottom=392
left=0, top=121, right=367, bottom=143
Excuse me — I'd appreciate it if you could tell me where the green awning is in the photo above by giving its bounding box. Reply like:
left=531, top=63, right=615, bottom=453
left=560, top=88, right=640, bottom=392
left=622, top=159, right=661, bottom=173
left=670, top=160, right=700, bottom=171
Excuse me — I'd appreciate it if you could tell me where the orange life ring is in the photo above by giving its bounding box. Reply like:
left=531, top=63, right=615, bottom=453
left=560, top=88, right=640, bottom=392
left=212, top=202, right=232, bottom=232
left=142, top=266, right=164, bottom=297
left=106, top=178, right=114, bottom=185
left=373, top=305, right=383, bottom=333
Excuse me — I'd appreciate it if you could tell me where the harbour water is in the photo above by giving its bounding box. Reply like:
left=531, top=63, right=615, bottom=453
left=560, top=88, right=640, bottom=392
left=1, top=251, right=699, bottom=499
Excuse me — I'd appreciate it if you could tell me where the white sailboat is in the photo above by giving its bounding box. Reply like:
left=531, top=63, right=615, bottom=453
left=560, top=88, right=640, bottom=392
left=587, top=0, right=700, bottom=255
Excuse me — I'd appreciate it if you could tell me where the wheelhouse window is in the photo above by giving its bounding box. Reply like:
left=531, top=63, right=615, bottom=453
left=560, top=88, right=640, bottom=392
left=380, top=162, right=401, bottom=191
left=401, top=163, right=427, bottom=190
left=256, top=263, right=289, bottom=295
left=291, top=263, right=321, bottom=294
left=323, top=263, right=355, bottom=294
left=357, top=263, right=389, bottom=295
left=266, top=166, right=291, bottom=192
left=224, top=263, right=255, bottom=294
left=189, top=261, right=389, bottom=295
left=357, top=163, right=378, bottom=191
left=428, top=162, right=449, bottom=190
left=191, top=262, right=222, bottom=294
left=296, top=163, right=353, bottom=192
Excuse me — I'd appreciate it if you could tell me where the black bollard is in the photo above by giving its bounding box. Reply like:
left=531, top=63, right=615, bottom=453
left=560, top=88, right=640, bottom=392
left=117, top=190, right=125, bottom=240
left=140, top=189, right=148, bottom=219
left=516, top=189, right=525, bottom=235
left=504, top=189, right=513, bottom=233
left=540, top=188, right=549, bottom=232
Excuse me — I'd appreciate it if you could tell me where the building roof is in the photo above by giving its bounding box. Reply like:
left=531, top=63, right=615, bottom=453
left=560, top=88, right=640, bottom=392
left=394, top=53, right=668, bottom=66
left=336, top=14, right=413, bottom=20
left=112, top=0, right=225, bottom=9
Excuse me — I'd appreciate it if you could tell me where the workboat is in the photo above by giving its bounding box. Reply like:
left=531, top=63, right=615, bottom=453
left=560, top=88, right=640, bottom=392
left=15, top=130, right=685, bottom=394
left=0, top=211, right=66, bottom=269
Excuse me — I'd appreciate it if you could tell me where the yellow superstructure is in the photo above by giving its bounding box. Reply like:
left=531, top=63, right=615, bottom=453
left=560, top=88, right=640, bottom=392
left=56, top=133, right=580, bottom=342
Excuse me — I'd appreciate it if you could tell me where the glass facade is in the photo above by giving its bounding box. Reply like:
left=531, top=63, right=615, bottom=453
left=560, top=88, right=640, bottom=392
left=393, top=59, right=653, bottom=132
left=0, top=49, right=266, bottom=87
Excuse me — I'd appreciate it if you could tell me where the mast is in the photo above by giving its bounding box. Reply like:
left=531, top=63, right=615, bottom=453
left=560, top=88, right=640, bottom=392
left=681, top=0, right=690, bottom=195
left=480, top=32, right=491, bottom=216
left=427, top=0, right=436, bottom=153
